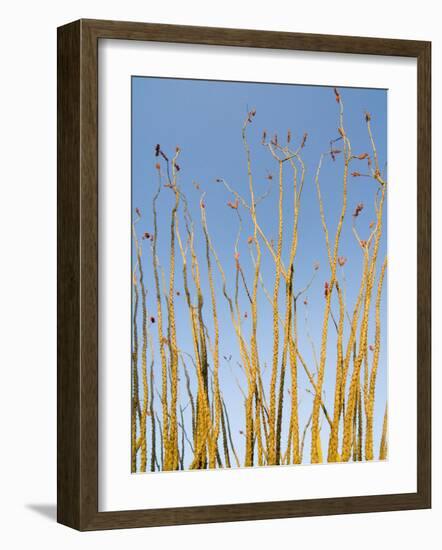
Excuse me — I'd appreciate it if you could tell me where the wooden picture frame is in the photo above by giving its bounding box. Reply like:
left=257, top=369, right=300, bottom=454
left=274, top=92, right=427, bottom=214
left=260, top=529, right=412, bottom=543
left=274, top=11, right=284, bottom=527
left=57, top=18, right=431, bottom=531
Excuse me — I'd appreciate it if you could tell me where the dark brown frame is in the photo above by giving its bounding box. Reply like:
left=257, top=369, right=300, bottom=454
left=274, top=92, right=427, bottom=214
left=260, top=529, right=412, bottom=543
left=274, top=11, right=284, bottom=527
left=57, top=18, right=431, bottom=531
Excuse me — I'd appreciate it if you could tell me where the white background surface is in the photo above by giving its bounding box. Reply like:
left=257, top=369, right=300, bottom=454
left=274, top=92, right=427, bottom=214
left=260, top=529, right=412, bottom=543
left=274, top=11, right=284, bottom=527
left=100, top=40, right=417, bottom=511
left=0, top=0, right=439, bottom=548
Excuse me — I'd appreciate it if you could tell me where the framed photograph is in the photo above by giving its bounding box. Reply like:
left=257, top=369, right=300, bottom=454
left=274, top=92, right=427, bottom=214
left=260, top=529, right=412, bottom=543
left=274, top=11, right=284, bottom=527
left=57, top=19, right=431, bottom=530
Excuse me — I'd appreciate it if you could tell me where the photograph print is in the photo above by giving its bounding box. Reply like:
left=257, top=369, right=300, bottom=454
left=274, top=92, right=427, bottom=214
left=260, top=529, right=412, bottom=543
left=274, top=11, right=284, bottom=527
left=130, top=76, right=388, bottom=473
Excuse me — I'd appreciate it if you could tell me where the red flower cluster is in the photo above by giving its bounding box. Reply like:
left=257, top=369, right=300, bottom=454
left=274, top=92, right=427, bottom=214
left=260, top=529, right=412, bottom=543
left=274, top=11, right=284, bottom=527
left=353, top=202, right=364, bottom=217
left=234, top=251, right=240, bottom=270
left=247, top=109, right=256, bottom=123
left=301, top=132, right=308, bottom=148
left=324, top=281, right=330, bottom=298
left=330, top=148, right=342, bottom=162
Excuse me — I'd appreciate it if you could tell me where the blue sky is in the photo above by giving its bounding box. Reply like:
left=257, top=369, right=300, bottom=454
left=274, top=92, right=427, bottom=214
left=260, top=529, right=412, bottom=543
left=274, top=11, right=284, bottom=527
left=131, top=76, right=387, bottom=469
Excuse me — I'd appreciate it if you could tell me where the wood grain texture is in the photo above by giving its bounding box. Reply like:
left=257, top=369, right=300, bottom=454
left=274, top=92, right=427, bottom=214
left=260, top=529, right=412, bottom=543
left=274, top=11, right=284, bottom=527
left=57, top=20, right=81, bottom=529
left=57, top=19, right=431, bottom=531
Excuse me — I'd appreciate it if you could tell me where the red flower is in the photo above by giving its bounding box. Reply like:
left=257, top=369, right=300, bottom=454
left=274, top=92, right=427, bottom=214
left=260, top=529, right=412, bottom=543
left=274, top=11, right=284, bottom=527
left=330, top=149, right=341, bottom=162
left=142, top=232, right=151, bottom=240
left=353, top=202, right=364, bottom=217
left=338, top=256, right=347, bottom=267
left=247, top=109, right=256, bottom=123
left=301, top=132, right=308, bottom=148
left=247, top=236, right=254, bottom=245
left=155, top=163, right=161, bottom=170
